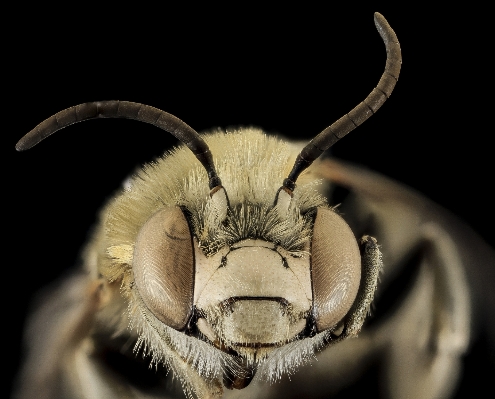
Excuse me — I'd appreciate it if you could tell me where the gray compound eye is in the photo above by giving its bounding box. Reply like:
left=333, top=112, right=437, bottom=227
left=132, top=207, right=194, bottom=330
left=311, top=207, right=361, bottom=332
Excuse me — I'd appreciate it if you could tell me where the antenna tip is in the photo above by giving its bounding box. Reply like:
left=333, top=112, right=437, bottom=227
left=15, top=139, right=27, bottom=152
left=16, top=132, right=37, bottom=151
left=374, top=12, right=384, bottom=21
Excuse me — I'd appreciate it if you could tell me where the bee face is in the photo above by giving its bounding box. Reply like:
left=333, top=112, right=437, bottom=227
left=107, top=130, right=361, bottom=362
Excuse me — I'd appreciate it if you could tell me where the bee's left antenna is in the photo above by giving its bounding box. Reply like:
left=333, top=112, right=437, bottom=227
left=282, top=12, right=401, bottom=193
left=16, top=101, right=222, bottom=190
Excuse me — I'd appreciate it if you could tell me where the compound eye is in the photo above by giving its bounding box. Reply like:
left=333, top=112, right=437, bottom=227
left=133, top=207, right=194, bottom=330
left=311, top=208, right=361, bottom=332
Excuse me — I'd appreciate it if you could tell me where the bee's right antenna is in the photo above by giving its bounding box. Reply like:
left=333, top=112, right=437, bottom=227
left=281, top=12, right=402, bottom=194
left=16, top=101, right=223, bottom=191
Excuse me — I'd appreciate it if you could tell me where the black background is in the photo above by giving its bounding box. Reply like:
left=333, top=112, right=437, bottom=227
left=6, top=5, right=492, bottom=398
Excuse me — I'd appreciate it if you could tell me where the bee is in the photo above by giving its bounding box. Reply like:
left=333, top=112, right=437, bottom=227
left=11, top=11, right=494, bottom=399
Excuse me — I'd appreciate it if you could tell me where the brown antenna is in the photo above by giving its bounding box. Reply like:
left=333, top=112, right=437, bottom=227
left=282, top=12, right=402, bottom=192
left=16, top=101, right=222, bottom=190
